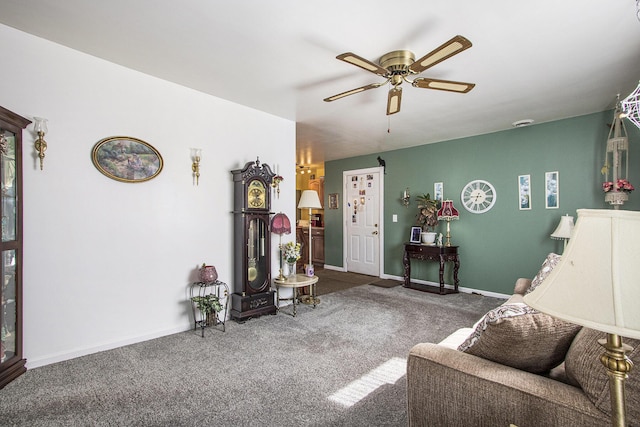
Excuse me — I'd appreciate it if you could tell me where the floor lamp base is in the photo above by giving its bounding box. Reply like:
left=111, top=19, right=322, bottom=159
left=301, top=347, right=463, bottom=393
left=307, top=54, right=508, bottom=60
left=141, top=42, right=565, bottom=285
left=599, top=333, right=633, bottom=427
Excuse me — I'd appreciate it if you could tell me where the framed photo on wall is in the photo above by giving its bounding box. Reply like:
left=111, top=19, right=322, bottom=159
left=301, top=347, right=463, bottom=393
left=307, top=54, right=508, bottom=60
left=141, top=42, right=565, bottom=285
left=518, top=174, right=531, bottom=210
left=545, top=171, right=559, bottom=209
left=410, top=226, right=422, bottom=243
left=328, top=193, right=339, bottom=209
left=434, top=182, right=443, bottom=205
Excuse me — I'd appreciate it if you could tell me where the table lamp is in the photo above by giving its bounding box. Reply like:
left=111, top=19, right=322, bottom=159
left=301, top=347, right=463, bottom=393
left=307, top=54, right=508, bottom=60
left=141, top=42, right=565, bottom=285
left=436, top=200, right=459, bottom=247
left=524, top=209, right=640, bottom=427
left=550, top=214, right=574, bottom=251
left=271, top=212, right=291, bottom=280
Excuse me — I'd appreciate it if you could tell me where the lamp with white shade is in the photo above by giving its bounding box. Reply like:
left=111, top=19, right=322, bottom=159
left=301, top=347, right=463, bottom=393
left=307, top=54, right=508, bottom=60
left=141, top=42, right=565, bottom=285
left=550, top=214, right=574, bottom=250
left=297, top=190, right=322, bottom=275
left=524, top=209, right=640, bottom=427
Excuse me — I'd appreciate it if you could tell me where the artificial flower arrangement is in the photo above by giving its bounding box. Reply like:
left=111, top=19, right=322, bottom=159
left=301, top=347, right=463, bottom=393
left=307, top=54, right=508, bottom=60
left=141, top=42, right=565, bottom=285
left=602, top=178, right=635, bottom=193
left=282, top=241, right=301, bottom=263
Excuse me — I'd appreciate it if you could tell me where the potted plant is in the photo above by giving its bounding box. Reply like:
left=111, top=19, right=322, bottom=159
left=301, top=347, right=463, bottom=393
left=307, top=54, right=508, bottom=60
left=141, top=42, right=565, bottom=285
left=416, top=193, right=439, bottom=244
left=191, top=294, right=223, bottom=326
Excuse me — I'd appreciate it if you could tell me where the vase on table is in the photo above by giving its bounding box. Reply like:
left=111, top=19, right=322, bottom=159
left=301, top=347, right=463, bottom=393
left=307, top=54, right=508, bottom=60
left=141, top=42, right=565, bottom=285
left=199, top=264, right=218, bottom=283
left=285, top=262, right=296, bottom=278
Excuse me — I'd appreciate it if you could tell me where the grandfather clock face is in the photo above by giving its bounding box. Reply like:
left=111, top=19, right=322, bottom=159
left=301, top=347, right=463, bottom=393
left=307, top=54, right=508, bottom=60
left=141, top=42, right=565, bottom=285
left=247, top=179, right=267, bottom=210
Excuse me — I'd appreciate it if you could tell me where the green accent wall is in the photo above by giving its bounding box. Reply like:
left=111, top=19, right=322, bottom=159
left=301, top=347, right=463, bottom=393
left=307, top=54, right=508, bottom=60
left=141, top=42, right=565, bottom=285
left=324, top=111, right=640, bottom=295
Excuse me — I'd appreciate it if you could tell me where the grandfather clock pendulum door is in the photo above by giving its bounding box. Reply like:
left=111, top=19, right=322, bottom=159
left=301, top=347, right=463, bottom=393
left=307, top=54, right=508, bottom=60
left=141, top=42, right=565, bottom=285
left=230, top=158, right=276, bottom=321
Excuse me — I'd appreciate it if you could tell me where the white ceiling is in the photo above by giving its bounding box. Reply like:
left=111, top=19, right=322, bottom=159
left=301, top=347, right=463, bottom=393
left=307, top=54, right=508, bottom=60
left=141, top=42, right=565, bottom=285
left=2, top=1, right=640, bottom=169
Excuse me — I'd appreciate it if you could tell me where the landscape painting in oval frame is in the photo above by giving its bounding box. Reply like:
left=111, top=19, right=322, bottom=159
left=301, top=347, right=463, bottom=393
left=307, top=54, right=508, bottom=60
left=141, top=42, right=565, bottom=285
left=92, top=136, right=163, bottom=183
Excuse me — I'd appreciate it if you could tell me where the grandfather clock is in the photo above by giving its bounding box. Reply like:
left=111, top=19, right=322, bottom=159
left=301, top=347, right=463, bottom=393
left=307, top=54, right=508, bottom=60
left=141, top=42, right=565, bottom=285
left=230, top=158, right=276, bottom=321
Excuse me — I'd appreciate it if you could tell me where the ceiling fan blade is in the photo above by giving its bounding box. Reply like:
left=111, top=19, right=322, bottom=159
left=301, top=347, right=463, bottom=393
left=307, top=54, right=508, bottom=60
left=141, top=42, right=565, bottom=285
left=387, top=87, right=402, bottom=115
left=412, top=78, right=475, bottom=93
left=408, top=35, right=472, bottom=74
left=336, top=52, right=389, bottom=77
left=323, top=82, right=385, bottom=102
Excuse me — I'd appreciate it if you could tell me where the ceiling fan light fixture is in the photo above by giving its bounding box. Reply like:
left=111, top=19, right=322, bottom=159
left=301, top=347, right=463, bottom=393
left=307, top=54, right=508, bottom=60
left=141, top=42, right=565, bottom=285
left=387, top=87, right=402, bottom=115
left=325, top=35, right=474, bottom=114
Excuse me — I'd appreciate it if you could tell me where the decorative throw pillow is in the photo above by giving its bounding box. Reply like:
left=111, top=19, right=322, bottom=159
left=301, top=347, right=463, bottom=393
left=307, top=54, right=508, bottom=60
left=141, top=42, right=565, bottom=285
left=458, top=302, right=582, bottom=374
left=564, top=328, right=640, bottom=422
left=526, top=252, right=561, bottom=295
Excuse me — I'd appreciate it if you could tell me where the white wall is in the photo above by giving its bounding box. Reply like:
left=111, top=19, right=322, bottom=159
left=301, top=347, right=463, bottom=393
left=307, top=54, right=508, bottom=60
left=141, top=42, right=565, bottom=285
left=0, top=24, right=297, bottom=368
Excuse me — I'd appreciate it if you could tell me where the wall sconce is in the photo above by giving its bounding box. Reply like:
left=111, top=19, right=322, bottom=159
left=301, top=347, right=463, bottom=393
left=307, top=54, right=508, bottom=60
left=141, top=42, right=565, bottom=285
left=191, top=148, right=202, bottom=185
left=401, top=188, right=410, bottom=207
left=33, top=117, right=48, bottom=170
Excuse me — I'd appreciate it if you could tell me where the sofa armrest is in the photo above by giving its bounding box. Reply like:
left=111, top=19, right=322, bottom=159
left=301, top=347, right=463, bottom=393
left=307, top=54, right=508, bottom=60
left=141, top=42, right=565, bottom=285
left=513, top=277, right=532, bottom=295
left=407, top=343, right=607, bottom=427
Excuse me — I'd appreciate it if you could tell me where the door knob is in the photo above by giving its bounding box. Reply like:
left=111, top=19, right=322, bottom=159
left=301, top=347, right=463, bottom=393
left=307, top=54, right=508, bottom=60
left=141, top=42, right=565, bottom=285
left=372, top=230, right=379, bottom=235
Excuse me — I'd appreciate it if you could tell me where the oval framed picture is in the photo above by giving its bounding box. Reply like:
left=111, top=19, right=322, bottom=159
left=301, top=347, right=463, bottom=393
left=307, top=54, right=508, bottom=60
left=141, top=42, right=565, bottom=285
left=92, top=136, right=163, bottom=183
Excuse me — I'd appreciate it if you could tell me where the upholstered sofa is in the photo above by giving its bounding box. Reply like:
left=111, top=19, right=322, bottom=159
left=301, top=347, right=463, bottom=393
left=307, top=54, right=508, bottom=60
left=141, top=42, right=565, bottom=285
left=407, top=254, right=639, bottom=427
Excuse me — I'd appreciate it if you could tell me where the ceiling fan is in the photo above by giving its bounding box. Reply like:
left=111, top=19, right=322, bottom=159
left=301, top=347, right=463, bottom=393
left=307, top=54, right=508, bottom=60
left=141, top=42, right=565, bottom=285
left=323, top=35, right=475, bottom=115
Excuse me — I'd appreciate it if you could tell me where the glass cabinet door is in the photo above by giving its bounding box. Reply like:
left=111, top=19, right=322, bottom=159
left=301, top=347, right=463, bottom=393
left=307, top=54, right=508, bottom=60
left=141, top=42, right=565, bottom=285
left=1, top=249, right=16, bottom=362
left=0, top=130, right=17, bottom=363
left=0, top=106, right=28, bottom=388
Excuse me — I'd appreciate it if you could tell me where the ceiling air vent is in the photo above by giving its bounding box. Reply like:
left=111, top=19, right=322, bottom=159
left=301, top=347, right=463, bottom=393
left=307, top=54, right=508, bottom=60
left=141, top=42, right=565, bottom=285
left=512, top=119, right=534, bottom=128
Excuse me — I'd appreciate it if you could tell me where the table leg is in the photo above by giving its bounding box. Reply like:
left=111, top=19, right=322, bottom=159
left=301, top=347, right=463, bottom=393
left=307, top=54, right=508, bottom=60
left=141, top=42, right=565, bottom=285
left=275, top=285, right=280, bottom=312
left=453, top=256, right=460, bottom=291
left=312, top=283, right=317, bottom=308
left=439, top=255, right=445, bottom=294
left=403, top=250, right=411, bottom=287
left=292, top=287, right=297, bottom=317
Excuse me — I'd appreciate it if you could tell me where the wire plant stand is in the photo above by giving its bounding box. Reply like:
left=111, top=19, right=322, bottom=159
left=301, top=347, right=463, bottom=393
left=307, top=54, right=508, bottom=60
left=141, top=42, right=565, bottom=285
left=189, top=280, right=229, bottom=337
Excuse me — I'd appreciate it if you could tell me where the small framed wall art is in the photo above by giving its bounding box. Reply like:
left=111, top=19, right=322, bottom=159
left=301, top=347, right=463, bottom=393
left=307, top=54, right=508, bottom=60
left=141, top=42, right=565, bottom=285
left=518, top=174, right=531, bottom=210
left=434, top=182, right=443, bottom=205
left=545, top=171, right=559, bottom=209
left=92, top=136, right=163, bottom=183
left=410, top=226, right=422, bottom=243
left=328, top=193, right=339, bottom=209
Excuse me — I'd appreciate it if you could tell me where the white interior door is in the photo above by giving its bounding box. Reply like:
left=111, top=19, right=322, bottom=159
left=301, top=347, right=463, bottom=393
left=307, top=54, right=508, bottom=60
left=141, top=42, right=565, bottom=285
left=344, top=168, right=383, bottom=276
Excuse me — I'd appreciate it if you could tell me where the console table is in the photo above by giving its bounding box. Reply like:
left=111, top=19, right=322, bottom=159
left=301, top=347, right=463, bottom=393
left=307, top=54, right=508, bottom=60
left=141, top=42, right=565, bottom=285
left=403, top=243, right=459, bottom=295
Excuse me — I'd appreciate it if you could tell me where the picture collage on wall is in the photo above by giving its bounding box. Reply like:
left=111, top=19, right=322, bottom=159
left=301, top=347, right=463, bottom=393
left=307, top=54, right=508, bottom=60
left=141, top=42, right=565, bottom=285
left=518, top=171, right=559, bottom=210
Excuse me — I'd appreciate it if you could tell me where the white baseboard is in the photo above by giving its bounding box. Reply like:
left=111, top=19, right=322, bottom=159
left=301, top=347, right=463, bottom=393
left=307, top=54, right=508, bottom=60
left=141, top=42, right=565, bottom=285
left=26, top=323, right=193, bottom=369
left=382, top=273, right=510, bottom=299
left=325, top=266, right=509, bottom=299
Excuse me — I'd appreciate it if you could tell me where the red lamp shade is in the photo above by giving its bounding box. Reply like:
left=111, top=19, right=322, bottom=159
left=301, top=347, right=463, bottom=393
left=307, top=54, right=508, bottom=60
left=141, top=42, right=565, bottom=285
left=271, top=212, right=291, bottom=235
left=437, top=200, right=459, bottom=220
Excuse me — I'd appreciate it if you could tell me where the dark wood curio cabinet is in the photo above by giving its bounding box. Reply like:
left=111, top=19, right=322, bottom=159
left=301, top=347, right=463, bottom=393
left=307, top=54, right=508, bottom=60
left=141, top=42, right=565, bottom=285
left=230, top=158, right=276, bottom=321
left=0, top=106, right=29, bottom=389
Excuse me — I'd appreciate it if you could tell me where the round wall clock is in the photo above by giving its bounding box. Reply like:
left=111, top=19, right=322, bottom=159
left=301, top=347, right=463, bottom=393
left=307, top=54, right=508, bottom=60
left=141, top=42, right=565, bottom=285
left=461, top=179, right=496, bottom=214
